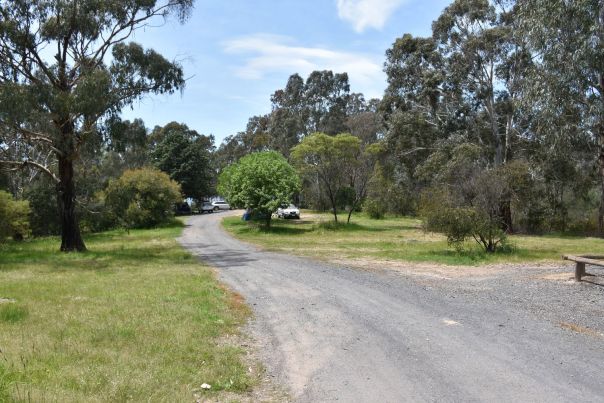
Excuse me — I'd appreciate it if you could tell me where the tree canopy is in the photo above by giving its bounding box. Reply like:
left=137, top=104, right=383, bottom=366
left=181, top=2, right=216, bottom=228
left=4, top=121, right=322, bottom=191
left=218, top=151, right=300, bottom=227
left=291, top=132, right=362, bottom=223
left=0, top=0, right=194, bottom=251
left=150, top=122, right=215, bottom=202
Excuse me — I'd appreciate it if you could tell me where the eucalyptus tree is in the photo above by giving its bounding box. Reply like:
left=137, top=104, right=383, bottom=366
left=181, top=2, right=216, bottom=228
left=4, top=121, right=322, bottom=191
left=269, top=73, right=307, bottom=156
left=0, top=0, right=193, bottom=251
left=518, top=0, right=604, bottom=233
left=304, top=70, right=350, bottom=135
left=269, top=71, right=352, bottom=156
left=105, top=117, right=149, bottom=170
left=150, top=122, right=215, bottom=202
left=432, top=0, right=528, bottom=167
left=291, top=132, right=362, bottom=223
left=382, top=33, right=452, bottom=180
left=215, top=115, right=271, bottom=171
left=383, top=0, right=530, bottom=230
left=345, top=94, right=384, bottom=145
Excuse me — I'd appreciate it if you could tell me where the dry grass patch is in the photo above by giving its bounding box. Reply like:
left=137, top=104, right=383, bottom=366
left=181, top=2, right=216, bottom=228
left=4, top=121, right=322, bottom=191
left=559, top=322, right=604, bottom=338
left=223, top=212, right=604, bottom=267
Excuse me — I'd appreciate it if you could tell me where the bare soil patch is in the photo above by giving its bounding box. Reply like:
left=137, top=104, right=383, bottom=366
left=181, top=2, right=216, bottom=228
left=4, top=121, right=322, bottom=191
left=559, top=322, right=604, bottom=339
left=330, top=256, right=562, bottom=280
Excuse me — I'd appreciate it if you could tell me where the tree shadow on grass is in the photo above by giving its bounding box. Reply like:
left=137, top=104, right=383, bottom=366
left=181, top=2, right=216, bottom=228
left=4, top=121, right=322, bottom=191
left=229, top=219, right=313, bottom=235
left=387, top=224, right=422, bottom=231
left=0, top=235, right=188, bottom=273
left=314, top=221, right=391, bottom=233
left=254, top=225, right=312, bottom=235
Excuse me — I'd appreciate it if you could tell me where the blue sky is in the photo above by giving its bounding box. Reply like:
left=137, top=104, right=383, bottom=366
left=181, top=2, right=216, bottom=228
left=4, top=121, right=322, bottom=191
left=122, top=0, right=451, bottom=144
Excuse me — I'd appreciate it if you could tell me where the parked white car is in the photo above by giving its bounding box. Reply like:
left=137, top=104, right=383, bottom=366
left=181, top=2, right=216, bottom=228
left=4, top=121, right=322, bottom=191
left=277, top=204, right=300, bottom=219
left=211, top=200, right=231, bottom=211
left=199, top=202, right=214, bottom=214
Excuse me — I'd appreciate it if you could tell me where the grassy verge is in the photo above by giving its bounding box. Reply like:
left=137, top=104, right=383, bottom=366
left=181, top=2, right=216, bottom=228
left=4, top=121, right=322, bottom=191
left=0, top=224, right=253, bottom=401
left=223, top=212, right=604, bottom=266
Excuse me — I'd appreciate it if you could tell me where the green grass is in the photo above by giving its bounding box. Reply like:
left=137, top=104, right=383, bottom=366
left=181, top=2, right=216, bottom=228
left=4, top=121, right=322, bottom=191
left=0, top=224, right=254, bottom=402
left=223, top=212, right=604, bottom=266
left=0, top=304, right=28, bottom=323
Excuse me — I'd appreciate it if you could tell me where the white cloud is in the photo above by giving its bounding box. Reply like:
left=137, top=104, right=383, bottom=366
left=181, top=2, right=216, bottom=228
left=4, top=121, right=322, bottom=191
left=223, top=34, right=384, bottom=98
left=336, top=0, right=408, bottom=32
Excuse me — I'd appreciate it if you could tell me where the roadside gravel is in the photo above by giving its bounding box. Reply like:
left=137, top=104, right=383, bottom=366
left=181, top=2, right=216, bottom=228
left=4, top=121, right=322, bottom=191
left=180, top=212, right=604, bottom=402
left=352, top=259, right=604, bottom=340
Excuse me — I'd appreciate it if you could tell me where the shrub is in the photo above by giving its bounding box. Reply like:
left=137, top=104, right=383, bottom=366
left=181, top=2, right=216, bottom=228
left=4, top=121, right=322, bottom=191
left=24, top=178, right=61, bottom=236
left=0, top=191, right=30, bottom=241
left=420, top=178, right=509, bottom=253
left=363, top=198, right=386, bottom=219
left=104, top=168, right=181, bottom=229
left=25, top=176, right=114, bottom=236
left=79, top=196, right=116, bottom=233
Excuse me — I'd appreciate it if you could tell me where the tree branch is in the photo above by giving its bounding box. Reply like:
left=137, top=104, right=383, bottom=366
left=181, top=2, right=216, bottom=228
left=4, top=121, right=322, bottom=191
left=0, top=160, right=59, bottom=183
left=0, top=121, right=65, bottom=157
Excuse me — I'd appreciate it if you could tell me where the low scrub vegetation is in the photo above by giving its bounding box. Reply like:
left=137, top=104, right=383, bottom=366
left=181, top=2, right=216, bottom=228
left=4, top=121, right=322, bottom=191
left=0, top=191, right=30, bottom=242
left=104, top=167, right=182, bottom=229
left=0, top=224, right=254, bottom=401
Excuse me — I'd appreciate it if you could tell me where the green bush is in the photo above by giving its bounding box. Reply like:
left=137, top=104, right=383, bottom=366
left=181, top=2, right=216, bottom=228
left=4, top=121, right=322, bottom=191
left=336, top=186, right=355, bottom=211
left=0, top=191, right=30, bottom=241
left=104, top=168, right=181, bottom=229
left=420, top=184, right=509, bottom=253
left=23, top=178, right=61, bottom=236
left=363, top=198, right=386, bottom=219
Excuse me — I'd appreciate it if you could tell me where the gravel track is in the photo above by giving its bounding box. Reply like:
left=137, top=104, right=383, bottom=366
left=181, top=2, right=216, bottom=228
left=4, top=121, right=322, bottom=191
left=179, top=212, right=604, bottom=402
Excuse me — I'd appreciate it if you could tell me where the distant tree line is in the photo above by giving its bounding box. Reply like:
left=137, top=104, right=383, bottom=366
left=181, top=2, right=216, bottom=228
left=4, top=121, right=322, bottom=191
left=2, top=0, right=603, bottom=252
left=214, top=0, right=604, bottom=251
left=1, top=117, right=215, bottom=239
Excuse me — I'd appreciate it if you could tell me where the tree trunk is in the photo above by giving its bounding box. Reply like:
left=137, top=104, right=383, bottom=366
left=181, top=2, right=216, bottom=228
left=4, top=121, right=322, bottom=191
left=599, top=72, right=604, bottom=236
left=504, top=114, right=514, bottom=164
left=57, top=156, right=86, bottom=252
left=599, top=85, right=604, bottom=236
left=486, top=98, right=503, bottom=167
left=599, top=159, right=604, bottom=236
left=500, top=199, right=513, bottom=234
left=326, top=187, right=338, bottom=222
left=596, top=3, right=604, bottom=236
left=347, top=207, right=353, bottom=224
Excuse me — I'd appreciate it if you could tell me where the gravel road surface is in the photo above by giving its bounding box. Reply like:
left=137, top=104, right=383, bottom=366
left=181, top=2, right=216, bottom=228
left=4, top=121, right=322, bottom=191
left=179, top=212, right=604, bottom=402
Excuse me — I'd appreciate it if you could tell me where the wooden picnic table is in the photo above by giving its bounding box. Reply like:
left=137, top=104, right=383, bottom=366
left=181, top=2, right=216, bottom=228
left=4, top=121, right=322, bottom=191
left=562, top=255, right=604, bottom=281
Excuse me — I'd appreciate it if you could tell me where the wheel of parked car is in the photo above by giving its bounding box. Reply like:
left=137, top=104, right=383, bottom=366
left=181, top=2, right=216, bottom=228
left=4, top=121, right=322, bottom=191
left=214, top=206, right=219, bottom=211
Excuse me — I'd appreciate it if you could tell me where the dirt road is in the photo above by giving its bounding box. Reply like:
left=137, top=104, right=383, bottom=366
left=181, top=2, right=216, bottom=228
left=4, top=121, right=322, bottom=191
left=179, top=212, right=604, bottom=402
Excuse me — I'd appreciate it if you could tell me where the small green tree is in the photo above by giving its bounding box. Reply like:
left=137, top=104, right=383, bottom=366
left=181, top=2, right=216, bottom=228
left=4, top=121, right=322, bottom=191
left=291, top=132, right=361, bottom=223
left=0, top=190, right=30, bottom=241
left=419, top=171, right=509, bottom=253
left=218, top=151, right=300, bottom=227
left=104, top=168, right=181, bottom=229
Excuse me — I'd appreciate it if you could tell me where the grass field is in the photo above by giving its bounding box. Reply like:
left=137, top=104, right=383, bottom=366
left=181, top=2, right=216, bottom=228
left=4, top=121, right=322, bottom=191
left=223, top=212, right=604, bottom=266
left=0, top=224, right=254, bottom=402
